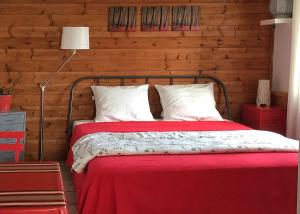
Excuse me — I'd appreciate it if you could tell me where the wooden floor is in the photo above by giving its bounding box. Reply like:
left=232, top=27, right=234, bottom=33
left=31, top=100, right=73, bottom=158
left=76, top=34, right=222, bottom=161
left=60, top=162, right=78, bottom=214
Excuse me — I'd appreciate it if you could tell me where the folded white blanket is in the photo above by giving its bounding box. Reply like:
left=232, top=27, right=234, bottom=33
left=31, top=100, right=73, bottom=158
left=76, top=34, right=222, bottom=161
left=72, top=130, right=299, bottom=173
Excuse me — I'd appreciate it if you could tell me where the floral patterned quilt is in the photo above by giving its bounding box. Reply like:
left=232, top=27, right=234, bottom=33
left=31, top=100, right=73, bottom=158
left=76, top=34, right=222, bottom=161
left=72, top=130, right=298, bottom=173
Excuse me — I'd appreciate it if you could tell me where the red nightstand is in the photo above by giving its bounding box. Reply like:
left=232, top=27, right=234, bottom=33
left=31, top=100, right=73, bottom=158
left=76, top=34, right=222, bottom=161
left=241, top=104, right=287, bottom=136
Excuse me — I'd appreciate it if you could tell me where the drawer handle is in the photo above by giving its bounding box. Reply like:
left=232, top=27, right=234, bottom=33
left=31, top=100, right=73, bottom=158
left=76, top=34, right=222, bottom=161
left=5, top=119, right=15, bottom=122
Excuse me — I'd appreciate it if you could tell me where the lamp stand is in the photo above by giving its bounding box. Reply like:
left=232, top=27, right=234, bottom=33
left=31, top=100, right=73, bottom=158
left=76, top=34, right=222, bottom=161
left=38, top=49, right=77, bottom=161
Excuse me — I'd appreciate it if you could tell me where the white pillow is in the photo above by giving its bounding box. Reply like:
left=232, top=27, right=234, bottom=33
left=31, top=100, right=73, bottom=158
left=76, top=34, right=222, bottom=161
left=91, top=85, right=154, bottom=122
left=156, top=83, right=223, bottom=121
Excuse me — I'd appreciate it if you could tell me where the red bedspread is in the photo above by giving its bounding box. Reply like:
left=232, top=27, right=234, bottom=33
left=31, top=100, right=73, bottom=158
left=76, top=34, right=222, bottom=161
left=67, top=121, right=298, bottom=214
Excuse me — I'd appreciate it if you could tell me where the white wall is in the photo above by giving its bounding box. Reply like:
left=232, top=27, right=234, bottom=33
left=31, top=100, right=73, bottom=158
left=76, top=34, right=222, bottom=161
left=272, top=23, right=292, bottom=92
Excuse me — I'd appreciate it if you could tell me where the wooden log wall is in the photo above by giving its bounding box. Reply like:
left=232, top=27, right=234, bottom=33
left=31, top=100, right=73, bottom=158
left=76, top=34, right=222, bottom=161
left=271, top=92, right=288, bottom=108
left=0, top=0, right=273, bottom=160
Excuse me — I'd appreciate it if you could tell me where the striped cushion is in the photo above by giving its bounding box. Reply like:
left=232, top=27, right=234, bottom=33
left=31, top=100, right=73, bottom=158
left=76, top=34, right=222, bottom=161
left=0, top=162, right=66, bottom=207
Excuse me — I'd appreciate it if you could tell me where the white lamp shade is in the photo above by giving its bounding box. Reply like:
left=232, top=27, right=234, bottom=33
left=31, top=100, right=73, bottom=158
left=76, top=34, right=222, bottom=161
left=256, top=80, right=271, bottom=107
left=61, top=27, right=89, bottom=50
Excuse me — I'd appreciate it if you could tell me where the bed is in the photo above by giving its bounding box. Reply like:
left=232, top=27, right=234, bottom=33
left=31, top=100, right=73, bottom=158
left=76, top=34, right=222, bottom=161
left=66, top=75, right=298, bottom=214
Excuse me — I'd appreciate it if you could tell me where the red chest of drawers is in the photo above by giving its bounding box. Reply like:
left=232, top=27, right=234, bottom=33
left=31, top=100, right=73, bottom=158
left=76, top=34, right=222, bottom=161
left=241, top=104, right=287, bottom=136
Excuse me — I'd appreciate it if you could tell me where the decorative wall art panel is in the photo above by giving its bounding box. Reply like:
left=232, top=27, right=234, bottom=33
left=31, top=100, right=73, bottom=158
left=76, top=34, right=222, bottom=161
left=141, top=6, right=170, bottom=31
left=108, top=7, right=136, bottom=32
left=172, top=6, right=200, bottom=31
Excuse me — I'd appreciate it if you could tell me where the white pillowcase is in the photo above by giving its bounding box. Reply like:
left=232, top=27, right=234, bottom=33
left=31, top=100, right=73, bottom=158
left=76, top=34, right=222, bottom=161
left=156, top=83, right=223, bottom=121
left=91, top=85, right=155, bottom=122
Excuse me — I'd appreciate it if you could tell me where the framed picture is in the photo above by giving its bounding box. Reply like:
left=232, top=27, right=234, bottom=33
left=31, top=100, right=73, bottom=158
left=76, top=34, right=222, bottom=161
left=172, top=6, right=200, bottom=31
left=108, top=7, right=136, bottom=32
left=141, top=6, right=170, bottom=31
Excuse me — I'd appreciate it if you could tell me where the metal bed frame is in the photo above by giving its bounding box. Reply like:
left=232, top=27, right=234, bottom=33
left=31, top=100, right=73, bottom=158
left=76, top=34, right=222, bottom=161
left=67, top=75, right=232, bottom=137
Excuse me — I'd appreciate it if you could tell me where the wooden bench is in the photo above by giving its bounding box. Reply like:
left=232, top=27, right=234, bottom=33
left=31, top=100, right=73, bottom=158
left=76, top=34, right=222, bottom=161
left=0, top=162, right=68, bottom=214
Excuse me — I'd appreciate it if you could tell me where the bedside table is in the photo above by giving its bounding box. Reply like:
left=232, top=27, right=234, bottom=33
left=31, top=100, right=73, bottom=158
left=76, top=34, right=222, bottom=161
left=0, top=112, right=26, bottom=162
left=241, top=104, right=286, bottom=136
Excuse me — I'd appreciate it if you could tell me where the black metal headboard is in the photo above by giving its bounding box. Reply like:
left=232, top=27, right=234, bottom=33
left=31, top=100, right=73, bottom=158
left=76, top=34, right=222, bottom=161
left=67, top=75, right=232, bottom=137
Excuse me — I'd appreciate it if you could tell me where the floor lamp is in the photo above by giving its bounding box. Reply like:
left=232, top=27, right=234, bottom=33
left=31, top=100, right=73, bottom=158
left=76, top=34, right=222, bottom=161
left=39, top=27, right=90, bottom=161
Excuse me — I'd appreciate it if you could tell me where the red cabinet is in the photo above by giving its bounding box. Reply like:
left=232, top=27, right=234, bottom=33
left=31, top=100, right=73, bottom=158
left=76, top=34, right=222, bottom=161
left=241, top=104, right=287, bottom=136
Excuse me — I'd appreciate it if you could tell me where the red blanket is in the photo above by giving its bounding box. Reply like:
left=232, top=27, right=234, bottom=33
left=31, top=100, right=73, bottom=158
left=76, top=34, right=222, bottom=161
left=67, top=121, right=297, bottom=214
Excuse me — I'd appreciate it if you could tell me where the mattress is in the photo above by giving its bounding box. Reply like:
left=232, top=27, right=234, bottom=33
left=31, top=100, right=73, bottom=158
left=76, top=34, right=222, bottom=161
left=67, top=121, right=298, bottom=214
left=73, top=120, right=94, bottom=128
